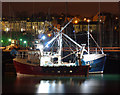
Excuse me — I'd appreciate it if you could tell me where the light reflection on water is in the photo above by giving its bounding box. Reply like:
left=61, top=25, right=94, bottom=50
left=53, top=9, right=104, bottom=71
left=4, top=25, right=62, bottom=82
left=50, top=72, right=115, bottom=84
left=3, top=74, right=120, bottom=94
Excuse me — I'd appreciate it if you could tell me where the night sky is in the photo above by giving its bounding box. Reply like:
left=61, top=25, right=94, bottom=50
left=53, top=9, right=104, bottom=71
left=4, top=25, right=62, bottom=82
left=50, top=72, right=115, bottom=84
left=2, top=2, right=119, bottom=17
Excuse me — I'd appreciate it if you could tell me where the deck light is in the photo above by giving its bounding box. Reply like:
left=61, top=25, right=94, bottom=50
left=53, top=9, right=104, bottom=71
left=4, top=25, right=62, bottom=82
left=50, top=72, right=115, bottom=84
left=42, top=36, right=46, bottom=40
left=48, top=33, right=51, bottom=37
left=35, top=41, right=39, bottom=43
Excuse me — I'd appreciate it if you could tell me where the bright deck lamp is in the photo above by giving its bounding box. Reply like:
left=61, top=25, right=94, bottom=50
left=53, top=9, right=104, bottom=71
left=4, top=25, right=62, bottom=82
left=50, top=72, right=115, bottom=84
left=42, top=36, right=46, bottom=40
left=48, top=33, right=51, bottom=37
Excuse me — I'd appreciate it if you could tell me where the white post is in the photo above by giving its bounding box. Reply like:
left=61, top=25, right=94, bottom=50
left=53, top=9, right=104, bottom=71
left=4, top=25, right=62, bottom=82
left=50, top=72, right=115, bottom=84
left=58, top=32, right=62, bottom=65
left=88, top=20, right=90, bottom=55
left=96, top=48, right=97, bottom=54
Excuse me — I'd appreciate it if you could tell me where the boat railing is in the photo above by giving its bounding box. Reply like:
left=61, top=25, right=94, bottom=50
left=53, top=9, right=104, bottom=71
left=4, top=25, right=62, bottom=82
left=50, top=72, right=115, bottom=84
left=16, top=50, right=40, bottom=59
left=16, top=50, right=28, bottom=59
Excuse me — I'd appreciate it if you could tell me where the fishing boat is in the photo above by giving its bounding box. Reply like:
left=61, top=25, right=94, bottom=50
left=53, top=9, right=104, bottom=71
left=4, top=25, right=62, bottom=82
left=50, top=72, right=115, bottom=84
left=81, top=20, right=106, bottom=73
left=13, top=19, right=90, bottom=77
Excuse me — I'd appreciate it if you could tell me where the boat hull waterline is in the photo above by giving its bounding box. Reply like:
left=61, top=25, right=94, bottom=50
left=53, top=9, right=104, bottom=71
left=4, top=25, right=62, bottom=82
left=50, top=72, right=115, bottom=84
left=13, top=60, right=90, bottom=77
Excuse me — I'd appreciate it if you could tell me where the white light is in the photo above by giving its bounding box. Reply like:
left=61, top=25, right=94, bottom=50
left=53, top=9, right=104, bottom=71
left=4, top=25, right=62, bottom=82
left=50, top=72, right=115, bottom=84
left=24, top=41, right=26, bottom=44
left=38, top=30, right=43, bottom=33
left=33, top=26, right=35, bottom=29
left=6, top=28, right=9, bottom=31
left=42, top=36, right=46, bottom=40
left=87, top=19, right=90, bottom=22
left=90, top=30, right=93, bottom=32
left=46, top=44, right=49, bottom=48
left=11, top=40, right=15, bottom=44
left=35, top=41, right=38, bottom=43
left=21, top=28, right=24, bottom=32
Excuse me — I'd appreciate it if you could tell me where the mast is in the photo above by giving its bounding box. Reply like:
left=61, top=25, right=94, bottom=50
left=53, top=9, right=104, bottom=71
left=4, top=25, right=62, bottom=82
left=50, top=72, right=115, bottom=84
left=44, top=19, right=73, bottom=65
left=87, top=20, right=90, bottom=55
left=58, top=31, right=62, bottom=65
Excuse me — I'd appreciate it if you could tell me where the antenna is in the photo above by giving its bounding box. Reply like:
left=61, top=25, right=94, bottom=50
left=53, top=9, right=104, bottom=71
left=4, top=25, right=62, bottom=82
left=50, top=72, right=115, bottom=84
left=99, top=0, right=102, bottom=47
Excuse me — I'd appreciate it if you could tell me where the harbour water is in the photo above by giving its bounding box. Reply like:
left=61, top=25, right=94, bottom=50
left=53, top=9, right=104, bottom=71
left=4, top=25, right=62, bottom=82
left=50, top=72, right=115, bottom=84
left=2, top=51, right=120, bottom=94
left=2, top=74, right=120, bottom=94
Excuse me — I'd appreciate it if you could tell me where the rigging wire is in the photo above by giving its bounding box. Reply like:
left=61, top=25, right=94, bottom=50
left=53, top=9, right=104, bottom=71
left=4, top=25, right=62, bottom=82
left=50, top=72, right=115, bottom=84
left=62, top=37, right=74, bottom=53
left=62, top=36, right=78, bottom=63
left=61, top=49, right=81, bottom=60
left=90, top=33, right=102, bottom=53
left=63, top=35, right=77, bottom=50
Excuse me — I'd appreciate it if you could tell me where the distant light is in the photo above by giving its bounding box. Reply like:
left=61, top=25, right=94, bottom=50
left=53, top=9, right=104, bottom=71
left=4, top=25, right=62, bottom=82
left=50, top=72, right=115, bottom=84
left=35, top=41, right=38, bottom=43
left=59, top=17, right=62, bottom=19
left=24, top=41, right=27, bottom=44
left=114, top=27, right=117, bottom=30
left=116, top=17, right=118, bottom=20
left=6, top=28, right=9, bottom=32
left=21, top=28, right=24, bottom=32
left=42, top=36, right=46, bottom=40
left=90, top=30, right=93, bottom=33
left=73, top=30, right=75, bottom=33
left=20, top=39, right=22, bottom=41
left=1, top=40, right=3, bottom=43
left=33, top=26, right=35, bottom=29
left=27, top=18, right=30, bottom=20
left=8, top=39, right=11, bottom=42
left=74, top=20, right=78, bottom=24
left=100, top=19, right=102, bottom=22
left=11, top=40, right=15, bottom=44
left=84, top=18, right=87, bottom=21
left=48, top=33, right=51, bottom=37
left=87, top=19, right=90, bottom=23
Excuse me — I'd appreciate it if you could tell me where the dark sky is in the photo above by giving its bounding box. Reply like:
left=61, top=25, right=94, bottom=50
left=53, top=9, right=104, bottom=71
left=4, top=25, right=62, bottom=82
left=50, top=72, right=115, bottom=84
left=2, top=2, right=119, bottom=17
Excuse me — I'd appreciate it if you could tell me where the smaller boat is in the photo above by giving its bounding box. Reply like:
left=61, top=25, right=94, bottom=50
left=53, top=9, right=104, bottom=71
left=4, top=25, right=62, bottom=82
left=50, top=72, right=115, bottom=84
left=81, top=20, right=106, bottom=73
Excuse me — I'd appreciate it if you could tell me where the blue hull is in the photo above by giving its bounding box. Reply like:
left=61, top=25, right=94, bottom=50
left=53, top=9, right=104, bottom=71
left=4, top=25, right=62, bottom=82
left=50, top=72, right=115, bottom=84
left=82, top=56, right=106, bottom=73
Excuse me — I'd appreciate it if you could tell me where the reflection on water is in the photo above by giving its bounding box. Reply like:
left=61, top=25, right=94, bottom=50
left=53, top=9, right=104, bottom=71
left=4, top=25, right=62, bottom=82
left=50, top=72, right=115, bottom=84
left=2, top=74, right=120, bottom=94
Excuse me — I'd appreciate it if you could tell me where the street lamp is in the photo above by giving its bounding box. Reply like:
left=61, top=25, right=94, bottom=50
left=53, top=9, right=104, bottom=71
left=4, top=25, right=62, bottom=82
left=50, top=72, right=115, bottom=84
left=1, top=40, right=3, bottom=43
left=24, top=41, right=26, bottom=44
left=20, top=39, right=23, bottom=41
left=74, top=20, right=78, bottom=24
left=23, top=41, right=27, bottom=47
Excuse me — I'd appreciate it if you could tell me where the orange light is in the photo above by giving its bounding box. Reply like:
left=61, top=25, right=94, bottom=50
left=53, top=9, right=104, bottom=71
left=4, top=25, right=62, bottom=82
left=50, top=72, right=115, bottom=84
left=87, top=19, right=90, bottom=22
left=48, top=33, right=51, bottom=37
left=84, top=18, right=87, bottom=21
left=74, top=20, right=78, bottom=24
